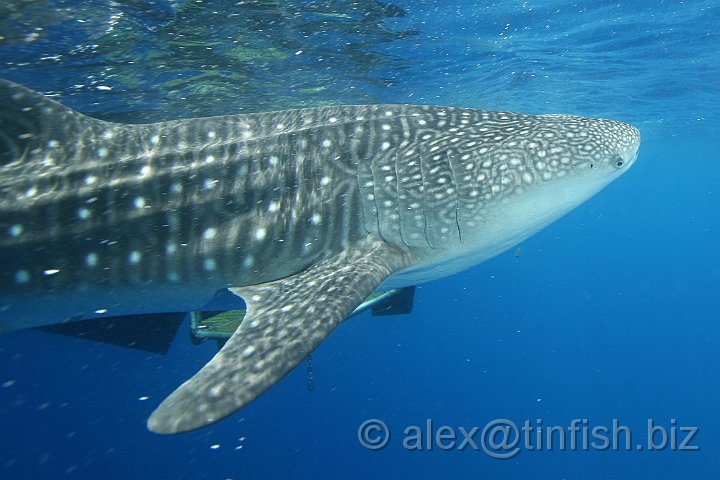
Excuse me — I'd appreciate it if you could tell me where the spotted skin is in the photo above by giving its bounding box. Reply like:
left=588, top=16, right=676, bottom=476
left=0, top=79, right=640, bottom=432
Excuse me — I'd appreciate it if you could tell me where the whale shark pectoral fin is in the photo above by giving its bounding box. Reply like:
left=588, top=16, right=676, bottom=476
left=147, top=236, right=411, bottom=434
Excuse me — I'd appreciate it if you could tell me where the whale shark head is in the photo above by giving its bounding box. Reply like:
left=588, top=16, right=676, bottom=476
left=382, top=110, right=641, bottom=285
left=473, top=113, right=641, bottom=239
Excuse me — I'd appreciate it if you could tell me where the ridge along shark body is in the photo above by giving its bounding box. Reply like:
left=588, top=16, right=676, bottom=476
left=0, top=79, right=640, bottom=434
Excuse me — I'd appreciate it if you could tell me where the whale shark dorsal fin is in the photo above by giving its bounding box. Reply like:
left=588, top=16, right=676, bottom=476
left=0, top=79, right=109, bottom=166
left=147, top=236, right=411, bottom=434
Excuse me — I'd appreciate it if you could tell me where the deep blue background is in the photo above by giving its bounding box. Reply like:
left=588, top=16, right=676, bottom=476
left=1, top=1, right=719, bottom=479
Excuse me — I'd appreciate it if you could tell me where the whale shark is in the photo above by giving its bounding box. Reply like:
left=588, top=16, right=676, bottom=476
left=0, top=79, right=640, bottom=434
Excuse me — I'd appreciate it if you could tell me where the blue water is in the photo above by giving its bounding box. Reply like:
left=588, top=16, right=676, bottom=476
left=1, top=1, right=719, bottom=478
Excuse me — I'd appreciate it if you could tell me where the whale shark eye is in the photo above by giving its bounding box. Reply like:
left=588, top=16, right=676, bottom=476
left=615, top=160, right=624, bottom=168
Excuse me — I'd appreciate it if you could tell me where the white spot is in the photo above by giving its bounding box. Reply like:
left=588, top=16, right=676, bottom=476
left=97, top=147, right=108, bottom=158
left=95, top=309, right=108, bottom=314
left=210, top=444, right=220, bottom=450
left=102, top=130, right=114, bottom=140
left=254, top=228, right=267, bottom=241
left=140, top=165, right=152, bottom=177
left=43, top=269, right=60, bottom=276
left=311, top=213, right=322, bottom=225
left=171, top=183, right=182, bottom=194
left=84, top=175, right=97, bottom=185
left=322, top=139, right=332, bottom=148
left=328, top=117, right=337, bottom=123
left=203, top=228, right=217, bottom=240
left=320, top=176, right=330, bottom=186
left=166, top=243, right=177, bottom=255
left=138, top=396, right=149, bottom=401
left=242, top=346, right=256, bottom=357
left=203, top=178, right=217, bottom=190
left=129, top=251, right=142, bottom=264
left=77, top=208, right=91, bottom=220
left=47, top=140, right=59, bottom=148
left=268, top=155, right=278, bottom=166
left=150, top=135, right=159, bottom=145
left=382, top=124, right=391, bottom=131
left=9, top=224, right=23, bottom=237
left=381, top=141, right=391, bottom=151
left=243, top=256, right=255, bottom=268
left=207, top=131, right=216, bottom=139
left=203, top=258, right=217, bottom=271
left=276, top=123, right=285, bottom=130
left=133, top=197, right=145, bottom=209
left=25, top=186, right=38, bottom=197
left=85, top=253, right=99, bottom=267
left=205, top=154, right=215, bottom=164
left=177, top=141, right=187, bottom=149
left=268, top=201, right=279, bottom=213
left=15, top=270, right=30, bottom=284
